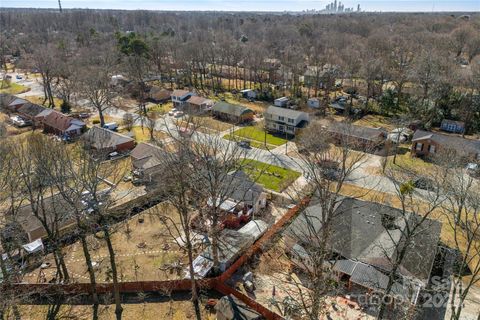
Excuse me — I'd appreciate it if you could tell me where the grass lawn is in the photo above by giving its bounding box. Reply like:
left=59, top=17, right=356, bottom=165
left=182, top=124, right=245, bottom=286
left=353, top=114, right=397, bottom=131
left=386, top=151, right=435, bottom=174
left=240, top=159, right=301, bottom=192
left=224, top=125, right=287, bottom=149
left=24, top=95, right=63, bottom=108
left=195, top=115, right=232, bottom=132
left=119, top=126, right=169, bottom=143
left=0, top=81, right=30, bottom=94
left=147, top=101, right=173, bottom=114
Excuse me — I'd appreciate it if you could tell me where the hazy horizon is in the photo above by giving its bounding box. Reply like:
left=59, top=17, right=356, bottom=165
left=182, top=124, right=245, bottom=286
left=1, top=0, right=479, bottom=12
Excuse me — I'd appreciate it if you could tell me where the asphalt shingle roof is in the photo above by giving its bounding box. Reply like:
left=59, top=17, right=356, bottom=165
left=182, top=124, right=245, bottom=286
left=265, top=105, right=308, bottom=119
left=412, top=130, right=480, bottom=156
left=286, top=197, right=441, bottom=284
left=212, top=101, right=252, bottom=117
left=85, top=126, right=134, bottom=150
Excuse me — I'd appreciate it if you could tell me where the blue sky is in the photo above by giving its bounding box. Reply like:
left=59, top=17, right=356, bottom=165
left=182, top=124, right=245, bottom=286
left=1, top=0, right=479, bottom=12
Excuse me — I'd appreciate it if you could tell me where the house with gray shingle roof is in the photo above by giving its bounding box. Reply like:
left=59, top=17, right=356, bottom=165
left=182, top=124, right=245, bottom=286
left=130, top=142, right=169, bottom=182
left=286, top=196, right=442, bottom=303
left=212, top=101, right=253, bottom=123
left=84, top=126, right=135, bottom=154
left=318, top=119, right=388, bottom=153
left=411, top=129, right=480, bottom=160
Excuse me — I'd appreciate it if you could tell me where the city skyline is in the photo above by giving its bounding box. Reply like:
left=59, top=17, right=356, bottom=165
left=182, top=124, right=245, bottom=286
left=1, top=0, right=479, bottom=12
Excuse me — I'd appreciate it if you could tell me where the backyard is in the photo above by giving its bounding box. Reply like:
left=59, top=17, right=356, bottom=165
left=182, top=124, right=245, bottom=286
left=23, top=202, right=191, bottom=284
left=240, top=159, right=301, bottom=192
left=224, top=124, right=288, bottom=150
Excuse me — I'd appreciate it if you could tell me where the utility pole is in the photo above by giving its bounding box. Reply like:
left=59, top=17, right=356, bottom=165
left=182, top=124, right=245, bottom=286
left=58, top=0, right=63, bottom=12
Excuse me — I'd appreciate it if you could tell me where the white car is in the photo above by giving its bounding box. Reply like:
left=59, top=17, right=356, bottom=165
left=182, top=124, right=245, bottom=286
left=174, top=111, right=184, bottom=118
left=168, top=108, right=178, bottom=116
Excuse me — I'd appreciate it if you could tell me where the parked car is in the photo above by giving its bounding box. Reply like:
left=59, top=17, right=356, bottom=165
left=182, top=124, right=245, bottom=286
left=15, top=75, right=22, bottom=80
left=103, top=122, right=118, bottom=131
left=10, top=115, right=31, bottom=127
left=108, top=151, right=124, bottom=160
left=168, top=108, right=178, bottom=116
left=237, top=140, right=251, bottom=148
left=174, top=111, right=184, bottom=118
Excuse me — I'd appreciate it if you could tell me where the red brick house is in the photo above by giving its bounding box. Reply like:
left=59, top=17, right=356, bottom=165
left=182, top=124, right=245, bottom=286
left=411, top=130, right=480, bottom=160
left=42, top=110, right=86, bottom=137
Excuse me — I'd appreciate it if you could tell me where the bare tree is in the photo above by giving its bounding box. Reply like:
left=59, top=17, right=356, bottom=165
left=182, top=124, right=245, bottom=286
left=436, top=155, right=480, bottom=320
left=284, top=120, right=369, bottom=320
left=375, top=165, right=446, bottom=319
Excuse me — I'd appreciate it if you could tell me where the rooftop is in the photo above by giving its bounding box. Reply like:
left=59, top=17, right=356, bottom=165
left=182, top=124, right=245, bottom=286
left=318, top=119, right=387, bottom=142
left=131, top=142, right=169, bottom=171
left=172, top=89, right=191, bottom=97
left=412, top=130, right=480, bottom=156
left=213, top=101, right=252, bottom=117
left=265, top=105, right=307, bottom=119
left=286, top=196, right=442, bottom=284
left=84, top=126, right=135, bottom=150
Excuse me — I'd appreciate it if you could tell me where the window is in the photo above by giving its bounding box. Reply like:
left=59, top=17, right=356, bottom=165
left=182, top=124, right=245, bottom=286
left=278, top=125, right=285, bottom=132
left=287, top=126, right=294, bottom=131
left=416, top=143, right=423, bottom=151
left=278, top=116, right=285, bottom=121
left=287, top=118, right=294, bottom=123
left=429, top=145, right=436, bottom=153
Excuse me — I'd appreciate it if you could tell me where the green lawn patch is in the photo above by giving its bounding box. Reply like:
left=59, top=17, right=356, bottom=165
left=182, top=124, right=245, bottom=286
left=240, top=159, right=301, bottom=192
left=225, top=125, right=287, bottom=147
left=0, top=81, right=30, bottom=95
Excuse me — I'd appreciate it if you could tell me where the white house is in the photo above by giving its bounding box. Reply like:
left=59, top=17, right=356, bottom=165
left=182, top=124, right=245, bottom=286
left=264, top=105, right=309, bottom=136
left=171, top=89, right=195, bottom=108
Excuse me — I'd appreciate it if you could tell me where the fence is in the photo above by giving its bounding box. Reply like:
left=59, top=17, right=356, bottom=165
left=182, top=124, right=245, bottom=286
left=5, top=197, right=310, bottom=320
